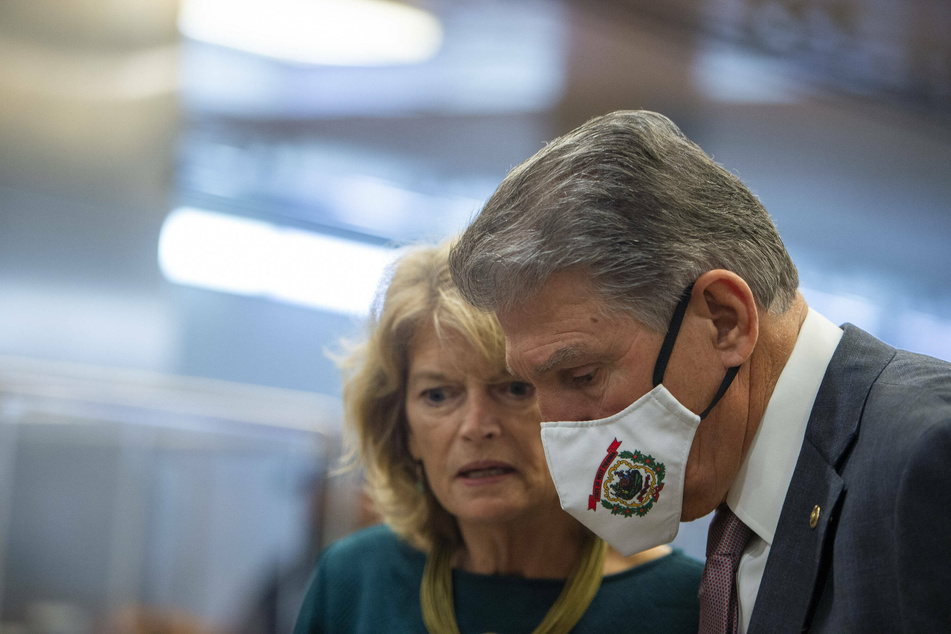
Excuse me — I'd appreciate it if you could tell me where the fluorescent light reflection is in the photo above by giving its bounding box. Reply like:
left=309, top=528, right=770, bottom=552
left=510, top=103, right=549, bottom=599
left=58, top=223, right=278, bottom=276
left=159, top=208, right=398, bottom=316
left=179, top=0, right=443, bottom=66
left=693, top=42, right=804, bottom=103
left=800, top=284, right=951, bottom=362
left=901, top=309, right=951, bottom=362
left=800, top=286, right=882, bottom=335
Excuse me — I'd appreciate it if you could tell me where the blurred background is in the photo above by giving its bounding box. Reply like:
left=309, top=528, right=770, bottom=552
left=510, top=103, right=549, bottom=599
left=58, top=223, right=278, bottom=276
left=0, top=0, right=949, bottom=631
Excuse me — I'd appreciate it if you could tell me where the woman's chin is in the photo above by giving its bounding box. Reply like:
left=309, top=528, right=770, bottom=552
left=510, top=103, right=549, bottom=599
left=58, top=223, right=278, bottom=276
left=452, top=496, right=563, bottom=531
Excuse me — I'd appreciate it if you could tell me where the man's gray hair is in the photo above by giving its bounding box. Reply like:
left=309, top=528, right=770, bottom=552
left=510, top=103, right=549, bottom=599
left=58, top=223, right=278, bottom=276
left=449, top=110, right=799, bottom=332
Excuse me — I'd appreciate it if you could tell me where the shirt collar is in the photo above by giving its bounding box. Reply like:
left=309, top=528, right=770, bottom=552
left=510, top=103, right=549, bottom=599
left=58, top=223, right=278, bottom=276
left=726, top=307, right=843, bottom=544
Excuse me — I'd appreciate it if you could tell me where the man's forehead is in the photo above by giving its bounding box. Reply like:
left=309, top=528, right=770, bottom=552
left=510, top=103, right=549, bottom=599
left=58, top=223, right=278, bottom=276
left=496, top=272, right=603, bottom=329
left=497, top=270, right=619, bottom=375
left=503, top=341, right=524, bottom=377
left=503, top=331, right=596, bottom=379
left=502, top=334, right=535, bottom=377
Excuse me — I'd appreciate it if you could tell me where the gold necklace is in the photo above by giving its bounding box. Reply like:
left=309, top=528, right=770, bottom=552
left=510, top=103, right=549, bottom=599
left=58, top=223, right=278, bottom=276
left=420, top=534, right=607, bottom=634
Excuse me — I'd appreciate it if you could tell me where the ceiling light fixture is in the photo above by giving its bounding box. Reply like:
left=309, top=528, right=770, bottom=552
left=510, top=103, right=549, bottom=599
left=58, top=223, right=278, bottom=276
left=158, top=207, right=399, bottom=316
left=178, top=0, right=443, bottom=66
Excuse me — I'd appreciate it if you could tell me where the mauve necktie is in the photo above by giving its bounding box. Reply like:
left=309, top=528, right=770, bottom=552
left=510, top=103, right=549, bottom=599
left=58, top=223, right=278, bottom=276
left=699, top=504, right=754, bottom=634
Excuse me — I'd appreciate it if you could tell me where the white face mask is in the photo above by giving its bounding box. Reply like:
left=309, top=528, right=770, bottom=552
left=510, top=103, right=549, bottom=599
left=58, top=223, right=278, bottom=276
left=539, top=284, right=739, bottom=557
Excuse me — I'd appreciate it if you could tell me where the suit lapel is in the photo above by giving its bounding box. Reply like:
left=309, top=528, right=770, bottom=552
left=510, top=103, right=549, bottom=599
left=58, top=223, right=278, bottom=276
left=748, top=325, right=895, bottom=633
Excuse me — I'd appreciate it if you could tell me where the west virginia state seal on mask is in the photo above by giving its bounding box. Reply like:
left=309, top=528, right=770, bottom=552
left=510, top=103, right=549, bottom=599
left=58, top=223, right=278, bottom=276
left=541, top=384, right=701, bottom=556
left=591, top=439, right=666, bottom=518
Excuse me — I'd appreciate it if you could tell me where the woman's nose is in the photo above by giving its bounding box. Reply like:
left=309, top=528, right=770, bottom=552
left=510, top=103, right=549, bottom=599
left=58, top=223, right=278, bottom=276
left=459, top=391, right=503, bottom=440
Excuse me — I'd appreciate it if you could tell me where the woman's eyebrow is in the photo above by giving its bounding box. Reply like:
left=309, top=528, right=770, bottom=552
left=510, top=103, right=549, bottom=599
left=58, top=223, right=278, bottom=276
left=406, top=370, right=450, bottom=386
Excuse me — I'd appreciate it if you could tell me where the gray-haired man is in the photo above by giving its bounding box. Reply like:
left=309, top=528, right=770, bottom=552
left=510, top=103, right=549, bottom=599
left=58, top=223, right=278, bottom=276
left=449, top=110, right=951, bottom=633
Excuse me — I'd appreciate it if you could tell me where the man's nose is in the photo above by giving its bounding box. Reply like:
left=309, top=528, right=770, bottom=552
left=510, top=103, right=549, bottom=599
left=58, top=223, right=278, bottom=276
left=537, top=390, right=589, bottom=423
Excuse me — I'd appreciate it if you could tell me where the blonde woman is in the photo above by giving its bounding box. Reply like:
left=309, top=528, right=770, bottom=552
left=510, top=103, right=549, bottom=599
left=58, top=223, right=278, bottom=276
left=294, top=241, right=702, bottom=633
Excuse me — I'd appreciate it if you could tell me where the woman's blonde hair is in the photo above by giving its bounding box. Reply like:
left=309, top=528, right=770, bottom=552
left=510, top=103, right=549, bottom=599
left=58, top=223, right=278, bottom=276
left=337, top=240, right=507, bottom=550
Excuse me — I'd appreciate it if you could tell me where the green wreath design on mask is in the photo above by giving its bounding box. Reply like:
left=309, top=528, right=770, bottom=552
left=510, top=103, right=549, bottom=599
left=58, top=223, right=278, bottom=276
left=601, top=450, right=666, bottom=517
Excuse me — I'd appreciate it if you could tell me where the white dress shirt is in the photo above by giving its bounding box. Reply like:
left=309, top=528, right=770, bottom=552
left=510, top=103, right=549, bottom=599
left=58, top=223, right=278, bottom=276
left=725, top=308, right=843, bottom=634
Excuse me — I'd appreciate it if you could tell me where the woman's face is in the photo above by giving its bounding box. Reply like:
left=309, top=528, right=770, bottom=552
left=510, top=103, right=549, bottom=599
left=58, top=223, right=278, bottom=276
left=405, top=322, right=559, bottom=530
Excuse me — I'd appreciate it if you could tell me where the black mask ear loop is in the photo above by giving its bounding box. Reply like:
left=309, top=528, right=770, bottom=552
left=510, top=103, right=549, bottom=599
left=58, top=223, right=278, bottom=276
left=651, top=283, right=741, bottom=420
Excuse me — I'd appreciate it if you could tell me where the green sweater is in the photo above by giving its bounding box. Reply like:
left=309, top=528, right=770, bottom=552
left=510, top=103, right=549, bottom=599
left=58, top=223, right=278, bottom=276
left=294, top=524, right=702, bottom=633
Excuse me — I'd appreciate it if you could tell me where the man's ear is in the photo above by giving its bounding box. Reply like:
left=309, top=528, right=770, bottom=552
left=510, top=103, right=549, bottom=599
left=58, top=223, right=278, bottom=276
left=691, top=269, right=758, bottom=368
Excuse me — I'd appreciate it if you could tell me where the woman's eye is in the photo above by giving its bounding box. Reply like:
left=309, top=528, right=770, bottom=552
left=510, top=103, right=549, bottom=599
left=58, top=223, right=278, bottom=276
left=422, top=387, right=448, bottom=404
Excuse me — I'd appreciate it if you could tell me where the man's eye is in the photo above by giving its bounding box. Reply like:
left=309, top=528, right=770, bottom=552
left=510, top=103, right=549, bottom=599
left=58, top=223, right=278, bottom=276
left=506, top=381, right=534, bottom=398
left=571, top=370, right=596, bottom=386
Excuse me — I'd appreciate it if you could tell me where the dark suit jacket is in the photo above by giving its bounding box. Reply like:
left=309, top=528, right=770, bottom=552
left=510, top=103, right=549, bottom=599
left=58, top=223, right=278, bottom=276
left=748, top=324, right=951, bottom=633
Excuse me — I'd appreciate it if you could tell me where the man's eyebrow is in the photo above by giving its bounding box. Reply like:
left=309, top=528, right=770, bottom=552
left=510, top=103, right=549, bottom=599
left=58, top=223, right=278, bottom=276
left=532, top=345, right=591, bottom=376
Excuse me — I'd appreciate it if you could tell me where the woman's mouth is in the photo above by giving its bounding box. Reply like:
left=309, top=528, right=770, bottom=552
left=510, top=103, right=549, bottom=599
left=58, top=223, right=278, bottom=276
left=461, top=467, right=512, bottom=479
left=457, top=462, right=516, bottom=481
